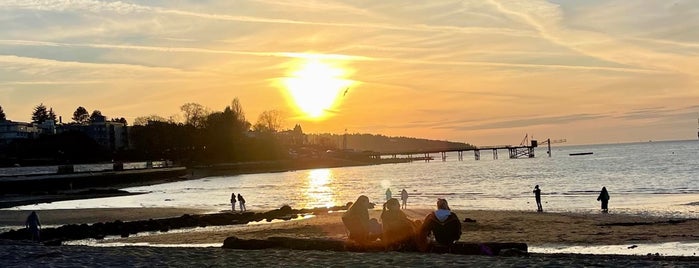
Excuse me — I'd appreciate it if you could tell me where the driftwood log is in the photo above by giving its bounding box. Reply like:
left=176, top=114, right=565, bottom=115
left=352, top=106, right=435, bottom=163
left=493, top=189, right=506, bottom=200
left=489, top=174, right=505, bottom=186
left=222, top=236, right=528, bottom=256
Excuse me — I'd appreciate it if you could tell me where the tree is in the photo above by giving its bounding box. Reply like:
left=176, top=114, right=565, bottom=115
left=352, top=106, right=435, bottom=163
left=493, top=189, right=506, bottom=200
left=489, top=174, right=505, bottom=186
left=134, top=115, right=169, bottom=126
left=48, top=108, right=57, bottom=122
left=231, top=97, right=251, bottom=131
left=0, top=105, right=6, bottom=121
left=253, top=109, right=284, bottom=133
left=180, top=103, right=209, bottom=128
left=31, top=103, right=50, bottom=124
left=110, top=117, right=128, bottom=126
left=230, top=98, right=246, bottom=124
left=90, top=110, right=104, bottom=122
left=72, top=106, right=90, bottom=124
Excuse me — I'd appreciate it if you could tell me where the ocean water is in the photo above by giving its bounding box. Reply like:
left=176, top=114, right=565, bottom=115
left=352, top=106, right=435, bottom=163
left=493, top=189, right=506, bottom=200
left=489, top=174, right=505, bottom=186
left=8, top=140, right=699, bottom=218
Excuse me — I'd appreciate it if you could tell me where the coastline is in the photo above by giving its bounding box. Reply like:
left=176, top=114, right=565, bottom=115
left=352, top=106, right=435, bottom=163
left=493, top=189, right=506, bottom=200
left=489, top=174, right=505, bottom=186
left=0, top=157, right=402, bottom=209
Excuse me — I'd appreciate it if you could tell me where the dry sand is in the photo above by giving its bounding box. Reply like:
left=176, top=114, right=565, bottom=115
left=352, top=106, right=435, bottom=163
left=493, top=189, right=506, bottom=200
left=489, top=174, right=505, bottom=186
left=3, top=208, right=695, bottom=246
left=1, top=207, right=698, bottom=267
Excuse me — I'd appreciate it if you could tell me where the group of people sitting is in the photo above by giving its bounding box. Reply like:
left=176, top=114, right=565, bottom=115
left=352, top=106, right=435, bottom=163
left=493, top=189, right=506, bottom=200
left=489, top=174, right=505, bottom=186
left=341, top=195, right=462, bottom=251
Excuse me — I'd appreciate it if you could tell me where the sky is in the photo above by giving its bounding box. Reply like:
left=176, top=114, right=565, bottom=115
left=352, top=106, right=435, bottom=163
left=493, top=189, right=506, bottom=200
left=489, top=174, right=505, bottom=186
left=1, top=0, right=699, bottom=146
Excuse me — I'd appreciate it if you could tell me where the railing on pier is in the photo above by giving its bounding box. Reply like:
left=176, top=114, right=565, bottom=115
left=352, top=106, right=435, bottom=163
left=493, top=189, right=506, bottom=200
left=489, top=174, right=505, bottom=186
left=371, top=139, right=558, bottom=162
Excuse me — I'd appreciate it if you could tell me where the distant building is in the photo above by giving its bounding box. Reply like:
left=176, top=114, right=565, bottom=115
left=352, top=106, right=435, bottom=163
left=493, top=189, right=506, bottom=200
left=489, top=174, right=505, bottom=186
left=0, top=121, right=40, bottom=145
left=57, top=116, right=128, bottom=151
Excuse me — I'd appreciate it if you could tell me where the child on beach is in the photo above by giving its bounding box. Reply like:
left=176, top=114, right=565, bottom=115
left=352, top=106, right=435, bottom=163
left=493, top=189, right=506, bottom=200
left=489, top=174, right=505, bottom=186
left=418, top=198, right=461, bottom=249
left=342, top=195, right=381, bottom=244
left=597, top=187, right=610, bottom=213
left=380, top=198, right=419, bottom=250
left=230, top=193, right=237, bottom=212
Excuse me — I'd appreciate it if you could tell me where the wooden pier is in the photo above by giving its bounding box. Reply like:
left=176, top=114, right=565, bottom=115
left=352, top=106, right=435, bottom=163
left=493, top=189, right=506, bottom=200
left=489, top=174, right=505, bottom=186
left=371, top=138, right=563, bottom=162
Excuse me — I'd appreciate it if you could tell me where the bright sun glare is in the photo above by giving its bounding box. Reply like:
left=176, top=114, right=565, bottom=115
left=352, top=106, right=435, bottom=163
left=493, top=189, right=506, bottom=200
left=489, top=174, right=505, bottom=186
left=283, top=58, right=353, bottom=119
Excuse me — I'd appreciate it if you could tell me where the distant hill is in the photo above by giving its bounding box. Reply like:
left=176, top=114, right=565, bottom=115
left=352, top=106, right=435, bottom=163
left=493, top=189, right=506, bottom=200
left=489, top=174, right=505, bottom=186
left=306, top=133, right=474, bottom=153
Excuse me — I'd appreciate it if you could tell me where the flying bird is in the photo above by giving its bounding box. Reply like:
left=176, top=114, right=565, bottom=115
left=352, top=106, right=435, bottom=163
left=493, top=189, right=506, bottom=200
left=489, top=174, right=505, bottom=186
left=343, top=87, right=349, bottom=97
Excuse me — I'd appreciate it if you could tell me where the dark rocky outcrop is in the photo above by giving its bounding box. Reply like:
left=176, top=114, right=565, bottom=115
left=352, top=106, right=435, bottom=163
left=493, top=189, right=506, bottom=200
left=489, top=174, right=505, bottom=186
left=0, top=205, right=350, bottom=244
left=222, top=236, right=528, bottom=256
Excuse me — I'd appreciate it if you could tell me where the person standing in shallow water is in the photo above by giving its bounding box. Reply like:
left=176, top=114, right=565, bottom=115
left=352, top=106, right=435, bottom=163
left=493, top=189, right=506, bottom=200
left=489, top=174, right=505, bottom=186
left=400, top=189, right=409, bottom=209
left=238, top=193, right=246, bottom=212
left=385, top=188, right=392, bottom=201
left=25, top=211, right=41, bottom=241
left=533, top=185, right=543, bottom=212
left=597, top=187, right=610, bottom=213
left=230, top=193, right=237, bottom=212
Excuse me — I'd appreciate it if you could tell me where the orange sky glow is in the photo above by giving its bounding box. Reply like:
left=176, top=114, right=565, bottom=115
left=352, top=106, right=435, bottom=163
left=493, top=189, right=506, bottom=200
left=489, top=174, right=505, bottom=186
left=1, top=1, right=699, bottom=146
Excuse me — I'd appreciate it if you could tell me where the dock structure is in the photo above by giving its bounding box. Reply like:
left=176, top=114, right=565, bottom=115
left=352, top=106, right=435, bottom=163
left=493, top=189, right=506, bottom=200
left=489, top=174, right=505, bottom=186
left=371, top=138, right=564, bottom=162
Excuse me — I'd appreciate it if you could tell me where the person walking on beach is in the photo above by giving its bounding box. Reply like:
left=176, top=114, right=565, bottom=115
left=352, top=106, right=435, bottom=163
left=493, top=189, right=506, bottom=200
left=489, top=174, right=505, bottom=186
left=385, top=188, right=392, bottom=201
left=597, top=187, right=610, bottom=213
left=230, top=193, right=237, bottom=212
left=533, top=185, right=543, bottom=212
left=25, top=211, right=41, bottom=241
left=400, top=189, right=409, bottom=209
left=238, top=193, right=246, bottom=212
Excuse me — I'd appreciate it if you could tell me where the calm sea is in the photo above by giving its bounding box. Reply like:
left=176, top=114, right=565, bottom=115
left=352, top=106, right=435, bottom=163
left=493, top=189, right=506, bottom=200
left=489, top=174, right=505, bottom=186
left=8, top=140, right=699, bottom=218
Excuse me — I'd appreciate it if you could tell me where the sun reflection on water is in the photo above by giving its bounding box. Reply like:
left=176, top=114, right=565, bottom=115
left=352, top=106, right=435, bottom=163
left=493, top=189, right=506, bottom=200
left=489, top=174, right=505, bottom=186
left=302, top=169, right=337, bottom=208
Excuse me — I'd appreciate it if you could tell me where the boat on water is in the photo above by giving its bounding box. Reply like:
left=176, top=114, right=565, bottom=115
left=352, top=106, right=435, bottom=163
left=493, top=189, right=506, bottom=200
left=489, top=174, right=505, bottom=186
left=569, top=152, right=593, bottom=156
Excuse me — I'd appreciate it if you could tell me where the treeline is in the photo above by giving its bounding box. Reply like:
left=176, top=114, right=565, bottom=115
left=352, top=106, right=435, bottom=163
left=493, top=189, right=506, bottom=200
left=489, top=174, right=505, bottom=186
left=308, top=133, right=473, bottom=153
left=1, top=101, right=474, bottom=166
left=0, top=99, right=295, bottom=166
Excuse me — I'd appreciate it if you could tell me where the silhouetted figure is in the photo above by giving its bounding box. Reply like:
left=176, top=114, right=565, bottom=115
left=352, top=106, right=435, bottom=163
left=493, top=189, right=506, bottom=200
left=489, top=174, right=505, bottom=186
left=597, top=187, right=610, bottom=213
left=230, top=193, right=237, bottom=212
left=418, top=198, right=461, bottom=249
left=400, top=189, right=409, bottom=209
left=381, top=198, right=419, bottom=250
left=342, top=195, right=381, bottom=244
left=385, top=188, right=392, bottom=201
left=237, top=193, right=246, bottom=212
left=25, top=211, right=41, bottom=242
left=533, top=185, right=543, bottom=212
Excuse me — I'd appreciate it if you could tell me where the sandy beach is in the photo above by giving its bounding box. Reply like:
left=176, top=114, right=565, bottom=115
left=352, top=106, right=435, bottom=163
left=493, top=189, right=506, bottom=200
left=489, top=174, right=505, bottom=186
left=2, top=207, right=697, bottom=245
left=1, top=207, right=698, bottom=267
left=54, top=208, right=692, bottom=246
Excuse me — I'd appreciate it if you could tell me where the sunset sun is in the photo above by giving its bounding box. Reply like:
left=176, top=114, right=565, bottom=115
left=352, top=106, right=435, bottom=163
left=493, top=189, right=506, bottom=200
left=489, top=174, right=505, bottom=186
left=282, top=58, right=354, bottom=119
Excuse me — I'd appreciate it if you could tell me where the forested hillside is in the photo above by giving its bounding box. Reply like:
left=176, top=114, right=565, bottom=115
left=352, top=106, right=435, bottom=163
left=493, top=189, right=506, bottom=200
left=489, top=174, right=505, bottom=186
left=306, top=133, right=473, bottom=153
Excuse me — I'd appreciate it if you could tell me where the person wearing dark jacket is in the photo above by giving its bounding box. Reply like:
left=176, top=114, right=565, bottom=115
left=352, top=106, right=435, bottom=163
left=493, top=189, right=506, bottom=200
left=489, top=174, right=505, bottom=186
left=381, top=198, right=418, bottom=250
left=237, top=193, right=246, bottom=212
left=418, top=198, right=461, bottom=249
left=533, top=185, right=543, bottom=212
left=597, top=187, right=610, bottom=213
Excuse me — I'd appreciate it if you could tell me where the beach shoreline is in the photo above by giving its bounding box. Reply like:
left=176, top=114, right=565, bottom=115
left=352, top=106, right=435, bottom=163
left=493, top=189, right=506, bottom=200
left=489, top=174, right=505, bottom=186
left=1, top=206, right=697, bottom=266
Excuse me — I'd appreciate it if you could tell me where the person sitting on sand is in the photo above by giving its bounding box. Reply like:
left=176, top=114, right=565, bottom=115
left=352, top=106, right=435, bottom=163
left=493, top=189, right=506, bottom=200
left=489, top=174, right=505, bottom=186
left=418, top=198, right=461, bottom=248
left=381, top=198, right=419, bottom=250
left=342, top=195, right=381, bottom=243
left=25, top=211, right=41, bottom=242
left=597, top=187, right=610, bottom=213
left=230, top=193, right=237, bottom=212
